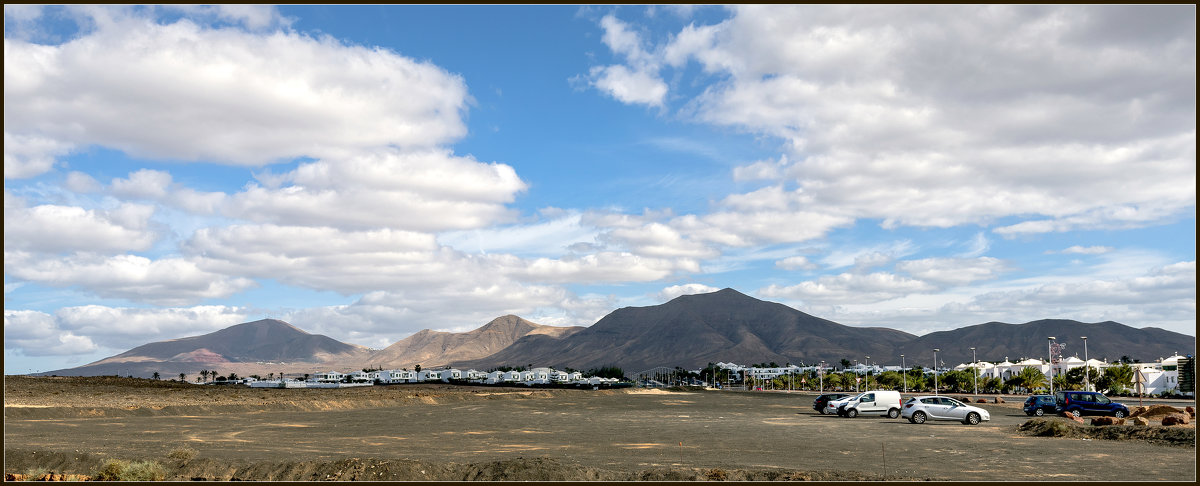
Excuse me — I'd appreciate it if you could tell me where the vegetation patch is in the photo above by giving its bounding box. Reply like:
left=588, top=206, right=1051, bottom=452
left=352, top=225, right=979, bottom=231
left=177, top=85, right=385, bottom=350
left=94, top=459, right=166, bottom=481
left=1017, top=418, right=1195, bottom=447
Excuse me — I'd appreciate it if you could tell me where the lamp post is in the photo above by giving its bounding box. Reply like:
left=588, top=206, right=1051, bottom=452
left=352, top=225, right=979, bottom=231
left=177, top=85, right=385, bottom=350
left=819, top=361, right=825, bottom=393
left=970, top=347, right=978, bottom=396
left=901, top=354, right=907, bottom=393
left=1081, top=336, right=1089, bottom=391
left=854, top=360, right=859, bottom=392
left=933, top=348, right=940, bottom=396
left=865, top=356, right=871, bottom=390
left=1048, top=337, right=1056, bottom=396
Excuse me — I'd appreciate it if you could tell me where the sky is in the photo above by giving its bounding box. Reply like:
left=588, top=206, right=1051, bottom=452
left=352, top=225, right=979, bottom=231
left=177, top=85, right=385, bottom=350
left=3, top=5, right=1196, bottom=374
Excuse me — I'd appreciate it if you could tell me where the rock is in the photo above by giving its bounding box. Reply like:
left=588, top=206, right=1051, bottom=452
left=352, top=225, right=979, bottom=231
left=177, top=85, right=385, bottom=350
left=1162, top=414, right=1190, bottom=426
left=976, top=399, right=987, bottom=403
left=1132, top=417, right=1149, bottom=426
left=6, top=474, right=27, bottom=481
left=994, top=397, right=1005, bottom=403
left=1187, top=406, right=1195, bottom=418
left=1091, top=417, right=1117, bottom=426
left=1063, top=412, right=1085, bottom=424
left=1132, top=404, right=1182, bottom=418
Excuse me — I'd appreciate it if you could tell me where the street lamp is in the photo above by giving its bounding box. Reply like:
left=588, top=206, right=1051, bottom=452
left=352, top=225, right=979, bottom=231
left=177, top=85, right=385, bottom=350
left=901, top=354, right=907, bottom=393
left=854, top=360, right=859, bottom=392
left=1048, top=337, right=1056, bottom=396
left=819, top=361, right=826, bottom=393
left=865, top=356, right=871, bottom=390
left=970, top=347, right=978, bottom=396
left=933, top=348, right=940, bottom=396
left=1081, top=336, right=1089, bottom=391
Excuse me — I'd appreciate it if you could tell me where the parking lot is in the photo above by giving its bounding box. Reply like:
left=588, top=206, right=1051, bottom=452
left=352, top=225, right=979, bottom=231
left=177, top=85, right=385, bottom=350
left=4, top=386, right=1195, bottom=481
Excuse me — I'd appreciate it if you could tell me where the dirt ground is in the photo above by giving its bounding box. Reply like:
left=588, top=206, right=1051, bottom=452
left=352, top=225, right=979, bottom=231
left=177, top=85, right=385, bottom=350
left=4, top=376, right=1196, bottom=481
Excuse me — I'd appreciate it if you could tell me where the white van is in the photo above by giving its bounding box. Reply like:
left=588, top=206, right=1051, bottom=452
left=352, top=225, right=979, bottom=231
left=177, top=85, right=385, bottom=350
left=839, top=390, right=903, bottom=419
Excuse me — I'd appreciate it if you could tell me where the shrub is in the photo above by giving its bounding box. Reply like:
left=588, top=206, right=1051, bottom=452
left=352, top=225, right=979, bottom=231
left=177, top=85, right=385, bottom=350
left=166, top=447, right=197, bottom=463
left=94, top=459, right=166, bottom=481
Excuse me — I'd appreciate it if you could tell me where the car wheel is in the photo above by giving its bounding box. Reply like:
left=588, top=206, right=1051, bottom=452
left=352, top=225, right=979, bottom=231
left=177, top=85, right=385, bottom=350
left=965, top=412, right=981, bottom=425
left=1114, top=410, right=1126, bottom=418
left=846, top=408, right=859, bottom=418
left=912, top=411, right=926, bottom=424
left=887, top=408, right=900, bottom=419
left=818, top=409, right=827, bottom=415
left=1034, top=408, right=1044, bottom=417
left=1070, top=409, right=1081, bottom=418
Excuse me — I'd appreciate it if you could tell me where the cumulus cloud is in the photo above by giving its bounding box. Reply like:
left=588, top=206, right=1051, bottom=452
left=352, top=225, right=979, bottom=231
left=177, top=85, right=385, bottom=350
left=658, top=283, right=721, bottom=301
left=3, top=196, right=159, bottom=254
left=5, top=305, right=250, bottom=356
left=225, top=149, right=526, bottom=232
left=586, top=14, right=668, bottom=107
left=590, top=5, right=1195, bottom=235
left=895, top=257, right=1009, bottom=286
left=110, top=169, right=226, bottom=214
left=4, top=252, right=257, bottom=306
left=3, top=310, right=99, bottom=356
left=4, top=9, right=470, bottom=167
left=759, top=272, right=937, bottom=305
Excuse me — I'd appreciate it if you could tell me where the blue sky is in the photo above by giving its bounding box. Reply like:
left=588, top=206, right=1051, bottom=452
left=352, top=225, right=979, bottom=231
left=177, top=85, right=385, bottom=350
left=4, top=5, right=1195, bottom=374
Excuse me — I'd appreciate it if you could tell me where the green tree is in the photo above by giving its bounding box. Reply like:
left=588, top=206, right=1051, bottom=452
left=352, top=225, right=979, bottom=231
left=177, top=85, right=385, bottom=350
left=839, top=358, right=851, bottom=370
left=1065, top=366, right=1101, bottom=390
left=1098, top=363, right=1134, bottom=394
left=981, top=377, right=1002, bottom=394
left=151, top=372, right=160, bottom=380
left=415, top=364, right=422, bottom=373
left=824, top=372, right=845, bottom=391
left=875, top=371, right=902, bottom=390
left=1014, top=367, right=1047, bottom=393
left=200, top=370, right=209, bottom=383
left=178, top=373, right=186, bottom=382
left=940, top=370, right=971, bottom=393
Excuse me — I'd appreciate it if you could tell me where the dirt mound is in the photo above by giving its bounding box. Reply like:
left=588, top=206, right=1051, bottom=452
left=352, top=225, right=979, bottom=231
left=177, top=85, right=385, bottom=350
left=1130, top=405, right=1186, bottom=418
left=1017, top=418, right=1195, bottom=447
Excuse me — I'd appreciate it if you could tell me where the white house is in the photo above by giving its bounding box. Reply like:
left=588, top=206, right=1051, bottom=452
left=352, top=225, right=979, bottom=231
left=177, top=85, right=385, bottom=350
left=417, top=370, right=442, bottom=382
left=316, top=371, right=345, bottom=383
left=378, top=369, right=415, bottom=384
left=348, top=371, right=373, bottom=383
left=441, top=368, right=463, bottom=381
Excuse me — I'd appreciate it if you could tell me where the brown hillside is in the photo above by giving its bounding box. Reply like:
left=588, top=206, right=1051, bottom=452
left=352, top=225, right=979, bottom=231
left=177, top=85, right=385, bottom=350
left=366, top=315, right=583, bottom=369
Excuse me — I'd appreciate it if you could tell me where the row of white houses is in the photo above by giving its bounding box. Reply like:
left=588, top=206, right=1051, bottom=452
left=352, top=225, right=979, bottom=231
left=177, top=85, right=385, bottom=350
left=710, top=354, right=1192, bottom=396
left=245, top=367, right=622, bottom=388
left=951, top=354, right=1191, bottom=396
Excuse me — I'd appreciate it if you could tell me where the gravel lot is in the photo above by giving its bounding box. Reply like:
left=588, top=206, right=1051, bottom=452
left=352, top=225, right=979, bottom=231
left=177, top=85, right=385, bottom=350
left=4, top=377, right=1195, bottom=481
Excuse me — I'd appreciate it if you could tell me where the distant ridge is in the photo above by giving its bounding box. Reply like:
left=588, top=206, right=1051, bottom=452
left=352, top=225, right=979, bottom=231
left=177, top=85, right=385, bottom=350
left=40, top=319, right=371, bottom=378
left=365, top=315, right=584, bottom=369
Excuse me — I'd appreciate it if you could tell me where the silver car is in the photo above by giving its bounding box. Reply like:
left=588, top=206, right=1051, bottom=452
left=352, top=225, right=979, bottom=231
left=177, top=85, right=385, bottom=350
left=901, top=395, right=990, bottom=425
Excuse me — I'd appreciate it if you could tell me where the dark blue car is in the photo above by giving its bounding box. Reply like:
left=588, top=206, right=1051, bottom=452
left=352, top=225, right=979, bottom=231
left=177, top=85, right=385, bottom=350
left=813, top=393, right=850, bottom=414
left=1054, top=391, right=1129, bottom=418
left=1023, top=395, right=1056, bottom=416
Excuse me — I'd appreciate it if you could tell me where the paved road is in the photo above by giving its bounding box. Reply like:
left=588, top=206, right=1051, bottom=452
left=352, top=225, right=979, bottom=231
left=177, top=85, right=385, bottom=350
left=4, top=389, right=1194, bottom=481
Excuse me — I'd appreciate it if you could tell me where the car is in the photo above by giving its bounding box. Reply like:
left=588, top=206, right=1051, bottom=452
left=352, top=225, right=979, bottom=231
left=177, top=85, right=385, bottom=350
left=901, top=395, right=990, bottom=425
left=812, top=393, right=851, bottom=414
left=1023, top=395, right=1057, bottom=417
left=840, top=390, right=904, bottom=418
left=1054, top=391, right=1129, bottom=418
left=824, top=394, right=858, bottom=415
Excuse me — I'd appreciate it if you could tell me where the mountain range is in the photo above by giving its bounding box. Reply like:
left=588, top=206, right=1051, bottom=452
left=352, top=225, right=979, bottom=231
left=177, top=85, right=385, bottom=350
left=40, top=289, right=1194, bottom=378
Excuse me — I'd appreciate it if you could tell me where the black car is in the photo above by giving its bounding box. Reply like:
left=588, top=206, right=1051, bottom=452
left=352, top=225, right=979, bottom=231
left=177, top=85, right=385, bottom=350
left=1022, top=394, right=1056, bottom=416
left=813, top=393, right=850, bottom=414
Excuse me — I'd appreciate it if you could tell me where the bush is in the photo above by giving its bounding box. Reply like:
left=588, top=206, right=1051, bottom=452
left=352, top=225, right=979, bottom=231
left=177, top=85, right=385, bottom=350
left=166, top=447, right=197, bottom=463
left=94, top=459, right=166, bottom=481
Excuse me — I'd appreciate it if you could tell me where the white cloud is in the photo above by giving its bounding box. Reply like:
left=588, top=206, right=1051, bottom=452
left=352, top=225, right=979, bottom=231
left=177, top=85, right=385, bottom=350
left=597, top=5, right=1195, bottom=235
left=1055, top=245, right=1115, bottom=255
left=657, top=283, right=721, bottom=301
left=3, top=132, right=74, bottom=179
left=3, top=197, right=159, bottom=254
left=759, top=272, right=937, bottom=305
left=110, top=169, right=227, bottom=214
left=4, top=252, right=257, bottom=306
left=225, top=149, right=526, bottom=232
left=589, top=64, right=667, bottom=107
left=65, top=171, right=102, bottom=193
left=3, top=310, right=99, bottom=356
left=895, top=257, right=1009, bottom=286
left=775, top=256, right=818, bottom=271
left=4, top=10, right=470, bottom=167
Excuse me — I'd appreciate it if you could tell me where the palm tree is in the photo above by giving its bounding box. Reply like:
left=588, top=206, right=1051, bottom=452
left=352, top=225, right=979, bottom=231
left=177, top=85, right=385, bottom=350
left=1099, top=363, right=1134, bottom=394
left=151, top=372, right=160, bottom=380
left=179, top=373, right=186, bottom=382
left=200, top=370, right=209, bottom=383
left=839, top=358, right=852, bottom=370
left=825, top=372, right=845, bottom=391
left=1015, top=366, right=1046, bottom=393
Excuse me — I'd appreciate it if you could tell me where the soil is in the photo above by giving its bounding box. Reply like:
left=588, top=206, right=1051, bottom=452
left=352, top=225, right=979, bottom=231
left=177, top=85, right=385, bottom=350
left=4, top=377, right=1196, bottom=481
